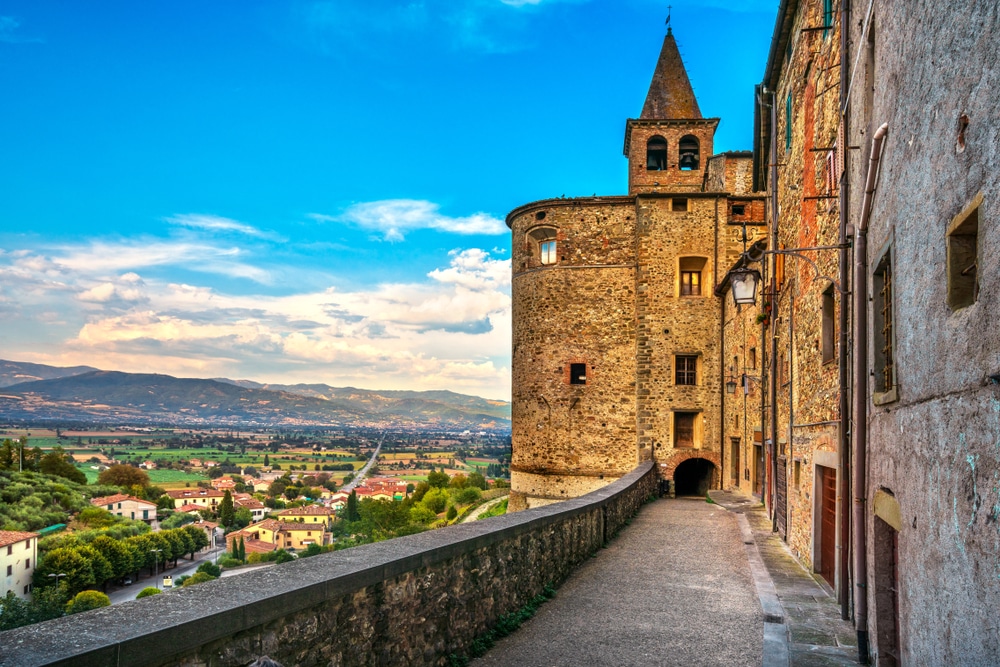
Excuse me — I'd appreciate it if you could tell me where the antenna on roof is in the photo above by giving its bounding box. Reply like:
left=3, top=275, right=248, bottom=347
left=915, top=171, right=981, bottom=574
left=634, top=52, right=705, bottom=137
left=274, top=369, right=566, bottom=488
left=666, top=5, right=672, bottom=34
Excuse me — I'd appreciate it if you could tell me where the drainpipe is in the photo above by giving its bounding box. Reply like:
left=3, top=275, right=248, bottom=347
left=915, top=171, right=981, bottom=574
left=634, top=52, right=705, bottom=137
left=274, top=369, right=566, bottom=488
left=717, top=197, right=725, bottom=490
left=838, top=0, right=853, bottom=622
left=768, top=91, right=780, bottom=531
left=852, top=121, right=888, bottom=665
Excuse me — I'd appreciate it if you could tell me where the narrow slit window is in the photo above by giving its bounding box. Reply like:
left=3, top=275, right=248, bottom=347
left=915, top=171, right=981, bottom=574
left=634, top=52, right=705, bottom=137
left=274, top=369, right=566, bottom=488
left=947, top=203, right=979, bottom=311
left=821, top=286, right=836, bottom=363
left=570, top=363, right=587, bottom=385
left=873, top=249, right=896, bottom=396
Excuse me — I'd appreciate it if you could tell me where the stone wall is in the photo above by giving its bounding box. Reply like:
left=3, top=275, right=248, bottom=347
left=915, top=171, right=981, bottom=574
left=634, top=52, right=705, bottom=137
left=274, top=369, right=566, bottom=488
left=508, top=198, right=640, bottom=511
left=0, top=463, right=658, bottom=667
left=848, top=1, right=1000, bottom=663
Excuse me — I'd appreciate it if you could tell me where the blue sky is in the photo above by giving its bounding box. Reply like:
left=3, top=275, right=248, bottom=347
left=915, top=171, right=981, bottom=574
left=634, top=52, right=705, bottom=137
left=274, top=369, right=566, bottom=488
left=0, top=1, right=775, bottom=400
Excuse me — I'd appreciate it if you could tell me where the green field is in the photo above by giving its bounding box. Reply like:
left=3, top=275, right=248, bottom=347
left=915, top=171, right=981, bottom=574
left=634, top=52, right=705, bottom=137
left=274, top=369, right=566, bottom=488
left=78, top=465, right=207, bottom=486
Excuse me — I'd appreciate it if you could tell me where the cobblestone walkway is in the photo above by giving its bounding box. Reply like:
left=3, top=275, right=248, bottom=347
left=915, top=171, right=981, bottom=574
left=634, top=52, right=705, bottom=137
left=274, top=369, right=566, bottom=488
left=710, top=490, right=860, bottom=666
left=472, top=497, right=763, bottom=667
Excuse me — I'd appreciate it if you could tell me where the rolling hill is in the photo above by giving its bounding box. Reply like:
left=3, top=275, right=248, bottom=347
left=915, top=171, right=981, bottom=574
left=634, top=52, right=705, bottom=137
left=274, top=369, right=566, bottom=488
left=0, top=360, right=510, bottom=429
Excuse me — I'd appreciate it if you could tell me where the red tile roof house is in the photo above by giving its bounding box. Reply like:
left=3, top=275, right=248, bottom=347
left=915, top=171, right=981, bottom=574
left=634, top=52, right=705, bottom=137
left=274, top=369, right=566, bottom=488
left=166, top=489, right=225, bottom=511
left=90, top=494, right=159, bottom=529
left=1, top=530, right=40, bottom=600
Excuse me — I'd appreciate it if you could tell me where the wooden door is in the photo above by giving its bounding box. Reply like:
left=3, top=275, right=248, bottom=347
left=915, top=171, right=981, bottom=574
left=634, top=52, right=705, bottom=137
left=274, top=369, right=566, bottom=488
left=818, top=465, right=837, bottom=586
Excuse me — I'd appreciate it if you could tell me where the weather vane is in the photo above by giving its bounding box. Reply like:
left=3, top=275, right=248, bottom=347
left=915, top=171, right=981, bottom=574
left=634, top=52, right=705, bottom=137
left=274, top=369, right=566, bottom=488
left=666, top=5, right=672, bottom=33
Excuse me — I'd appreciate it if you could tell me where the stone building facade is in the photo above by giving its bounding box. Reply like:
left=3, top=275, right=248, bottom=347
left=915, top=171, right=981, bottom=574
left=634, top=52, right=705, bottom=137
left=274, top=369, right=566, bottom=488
left=846, top=1, right=1000, bottom=664
left=507, top=28, right=765, bottom=511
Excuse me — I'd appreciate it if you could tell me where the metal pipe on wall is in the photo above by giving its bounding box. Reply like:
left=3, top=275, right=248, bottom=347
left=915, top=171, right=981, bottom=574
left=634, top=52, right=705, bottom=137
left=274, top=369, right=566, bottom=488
left=768, top=91, right=780, bottom=531
left=852, top=121, right=888, bottom=665
left=838, top=0, right=853, bottom=623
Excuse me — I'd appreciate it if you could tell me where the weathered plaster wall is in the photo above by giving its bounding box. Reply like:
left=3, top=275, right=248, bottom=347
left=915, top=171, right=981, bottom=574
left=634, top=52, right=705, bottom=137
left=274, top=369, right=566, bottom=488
left=849, top=1, right=1000, bottom=663
left=0, top=464, right=658, bottom=667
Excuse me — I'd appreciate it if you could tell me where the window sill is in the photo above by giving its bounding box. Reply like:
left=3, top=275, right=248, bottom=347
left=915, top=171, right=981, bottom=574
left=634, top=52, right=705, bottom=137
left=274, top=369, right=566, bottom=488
left=872, top=386, right=898, bottom=406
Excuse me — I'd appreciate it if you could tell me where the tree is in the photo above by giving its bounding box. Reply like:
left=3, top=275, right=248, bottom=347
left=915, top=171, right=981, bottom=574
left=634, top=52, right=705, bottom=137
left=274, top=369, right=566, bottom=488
left=234, top=507, right=252, bottom=529
left=77, top=507, right=118, bottom=528
left=446, top=505, right=458, bottom=521
left=34, top=548, right=95, bottom=596
left=345, top=491, right=360, bottom=522
left=181, top=525, right=210, bottom=555
left=218, top=490, right=235, bottom=528
left=98, top=464, right=149, bottom=490
left=468, top=472, right=488, bottom=490
left=238, top=536, right=246, bottom=563
left=135, top=587, right=161, bottom=599
left=456, top=487, right=482, bottom=504
left=263, top=454, right=270, bottom=467
left=65, top=590, right=111, bottom=615
left=38, top=448, right=87, bottom=484
left=449, top=473, right=468, bottom=489
left=91, top=535, right=138, bottom=581
left=421, top=488, right=448, bottom=514
left=76, top=545, right=114, bottom=589
left=427, top=469, right=450, bottom=488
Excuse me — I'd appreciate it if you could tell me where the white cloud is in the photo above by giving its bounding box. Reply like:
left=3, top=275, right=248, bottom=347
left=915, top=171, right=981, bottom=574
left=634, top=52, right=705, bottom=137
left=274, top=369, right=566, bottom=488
left=167, top=214, right=276, bottom=239
left=3, top=241, right=512, bottom=399
left=0, top=16, right=43, bottom=44
left=331, top=199, right=506, bottom=241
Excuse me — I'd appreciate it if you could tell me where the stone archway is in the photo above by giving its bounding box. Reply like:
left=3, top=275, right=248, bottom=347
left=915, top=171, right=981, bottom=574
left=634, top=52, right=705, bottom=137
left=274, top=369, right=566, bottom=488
left=661, top=450, right=721, bottom=497
left=674, top=458, right=716, bottom=496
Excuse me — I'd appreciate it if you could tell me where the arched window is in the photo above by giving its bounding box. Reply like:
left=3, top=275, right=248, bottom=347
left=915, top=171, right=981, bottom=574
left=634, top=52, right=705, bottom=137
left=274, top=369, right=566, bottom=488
left=646, top=135, right=667, bottom=170
left=528, top=226, right=558, bottom=265
left=678, top=135, right=700, bottom=170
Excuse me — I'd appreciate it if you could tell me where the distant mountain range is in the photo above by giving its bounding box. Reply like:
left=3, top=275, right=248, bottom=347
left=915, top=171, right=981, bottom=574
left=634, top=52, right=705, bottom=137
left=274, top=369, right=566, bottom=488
left=0, top=360, right=510, bottom=429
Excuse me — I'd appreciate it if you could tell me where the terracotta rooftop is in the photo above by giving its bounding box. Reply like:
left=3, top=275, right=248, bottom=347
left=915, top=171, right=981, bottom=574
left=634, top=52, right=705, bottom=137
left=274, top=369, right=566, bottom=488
left=91, top=494, right=155, bottom=507
left=640, top=29, right=701, bottom=120
left=167, top=489, right=225, bottom=498
left=0, top=530, right=39, bottom=547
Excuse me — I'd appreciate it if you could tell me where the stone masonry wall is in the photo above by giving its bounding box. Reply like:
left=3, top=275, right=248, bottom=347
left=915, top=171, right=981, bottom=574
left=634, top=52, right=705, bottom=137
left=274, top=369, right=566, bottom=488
left=634, top=194, right=725, bottom=481
left=0, top=464, right=658, bottom=667
left=509, top=198, right=639, bottom=510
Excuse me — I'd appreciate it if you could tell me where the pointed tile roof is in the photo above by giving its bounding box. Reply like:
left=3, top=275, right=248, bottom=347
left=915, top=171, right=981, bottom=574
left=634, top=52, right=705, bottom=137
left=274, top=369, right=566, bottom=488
left=640, top=29, right=701, bottom=120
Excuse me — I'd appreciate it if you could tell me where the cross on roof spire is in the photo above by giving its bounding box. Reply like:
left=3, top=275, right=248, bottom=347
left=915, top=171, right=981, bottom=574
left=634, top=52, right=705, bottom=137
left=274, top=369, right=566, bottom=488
left=666, top=5, right=672, bottom=34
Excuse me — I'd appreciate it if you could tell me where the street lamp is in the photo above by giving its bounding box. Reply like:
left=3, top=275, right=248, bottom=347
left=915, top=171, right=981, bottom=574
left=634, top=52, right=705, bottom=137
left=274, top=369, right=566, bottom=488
left=730, top=266, right=762, bottom=306
left=47, top=572, right=67, bottom=587
left=149, top=548, right=162, bottom=588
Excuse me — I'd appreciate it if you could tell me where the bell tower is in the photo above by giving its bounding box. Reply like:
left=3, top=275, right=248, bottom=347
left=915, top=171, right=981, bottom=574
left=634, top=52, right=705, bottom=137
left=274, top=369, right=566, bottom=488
left=623, top=25, right=718, bottom=194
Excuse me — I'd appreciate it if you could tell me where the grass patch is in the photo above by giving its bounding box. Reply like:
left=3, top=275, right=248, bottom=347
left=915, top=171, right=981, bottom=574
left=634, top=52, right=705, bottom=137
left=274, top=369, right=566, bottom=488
left=448, top=583, right=557, bottom=666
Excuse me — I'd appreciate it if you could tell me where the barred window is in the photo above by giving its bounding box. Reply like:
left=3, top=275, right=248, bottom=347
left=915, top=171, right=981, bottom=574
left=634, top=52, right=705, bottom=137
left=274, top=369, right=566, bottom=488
left=873, top=249, right=896, bottom=396
left=675, top=355, right=698, bottom=385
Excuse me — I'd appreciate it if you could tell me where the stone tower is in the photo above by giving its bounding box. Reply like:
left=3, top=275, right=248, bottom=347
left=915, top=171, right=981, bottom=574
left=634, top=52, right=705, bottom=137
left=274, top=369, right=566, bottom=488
left=507, top=25, right=764, bottom=511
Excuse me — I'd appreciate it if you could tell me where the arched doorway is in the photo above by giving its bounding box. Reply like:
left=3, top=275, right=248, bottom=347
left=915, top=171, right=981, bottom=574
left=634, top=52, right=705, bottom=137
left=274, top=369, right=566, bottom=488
left=674, top=458, right=716, bottom=496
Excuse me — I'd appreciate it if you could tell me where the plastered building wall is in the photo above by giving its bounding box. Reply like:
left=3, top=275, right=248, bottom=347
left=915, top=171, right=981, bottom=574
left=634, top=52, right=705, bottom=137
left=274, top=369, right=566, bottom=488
left=848, top=1, right=1000, bottom=664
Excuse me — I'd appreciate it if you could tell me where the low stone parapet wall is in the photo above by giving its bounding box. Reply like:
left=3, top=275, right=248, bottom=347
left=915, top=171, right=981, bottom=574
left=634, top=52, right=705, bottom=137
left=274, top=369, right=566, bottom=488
left=0, top=462, right=656, bottom=667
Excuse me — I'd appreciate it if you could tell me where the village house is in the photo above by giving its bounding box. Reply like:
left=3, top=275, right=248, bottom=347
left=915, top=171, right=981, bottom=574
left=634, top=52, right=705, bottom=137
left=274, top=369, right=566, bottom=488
left=229, top=519, right=325, bottom=552
left=233, top=494, right=267, bottom=522
left=276, top=505, right=335, bottom=526
left=166, top=488, right=225, bottom=511
left=90, top=493, right=159, bottom=529
left=0, top=530, right=39, bottom=600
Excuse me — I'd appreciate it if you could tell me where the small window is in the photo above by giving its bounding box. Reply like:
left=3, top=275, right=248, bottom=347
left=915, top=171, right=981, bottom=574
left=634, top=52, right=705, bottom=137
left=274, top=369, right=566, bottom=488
left=822, top=286, right=836, bottom=363
left=528, top=226, right=558, bottom=266
left=6, top=565, right=10, bottom=576
left=873, top=248, right=896, bottom=397
left=675, top=355, right=698, bottom=385
left=646, top=135, right=667, bottom=170
left=749, top=347, right=757, bottom=369
left=540, top=240, right=557, bottom=265
left=672, top=198, right=688, bottom=212
left=785, top=93, right=793, bottom=151
left=678, top=135, right=700, bottom=170
left=947, top=202, right=979, bottom=311
left=570, top=363, right=587, bottom=385
left=679, top=257, right=706, bottom=296
left=25, top=558, right=30, bottom=569
left=674, top=412, right=696, bottom=448
left=732, top=204, right=745, bottom=216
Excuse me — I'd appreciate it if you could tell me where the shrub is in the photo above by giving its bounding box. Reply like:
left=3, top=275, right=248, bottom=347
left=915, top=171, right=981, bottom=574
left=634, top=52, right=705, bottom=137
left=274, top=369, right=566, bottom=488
left=135, top=587, right=161, bottom=599
left=446, top=505, right=458, bottom=521
left=196, top=561, right=221, bottom=578
left=65, top=590, right=111, bottom=615
left=455, top=487, right=482, bottom=505
left=274, top=550, right=294, bottom=564
left=218, top=556, right=242, bottom=568
left=181, top=571, right=216, bottom=587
